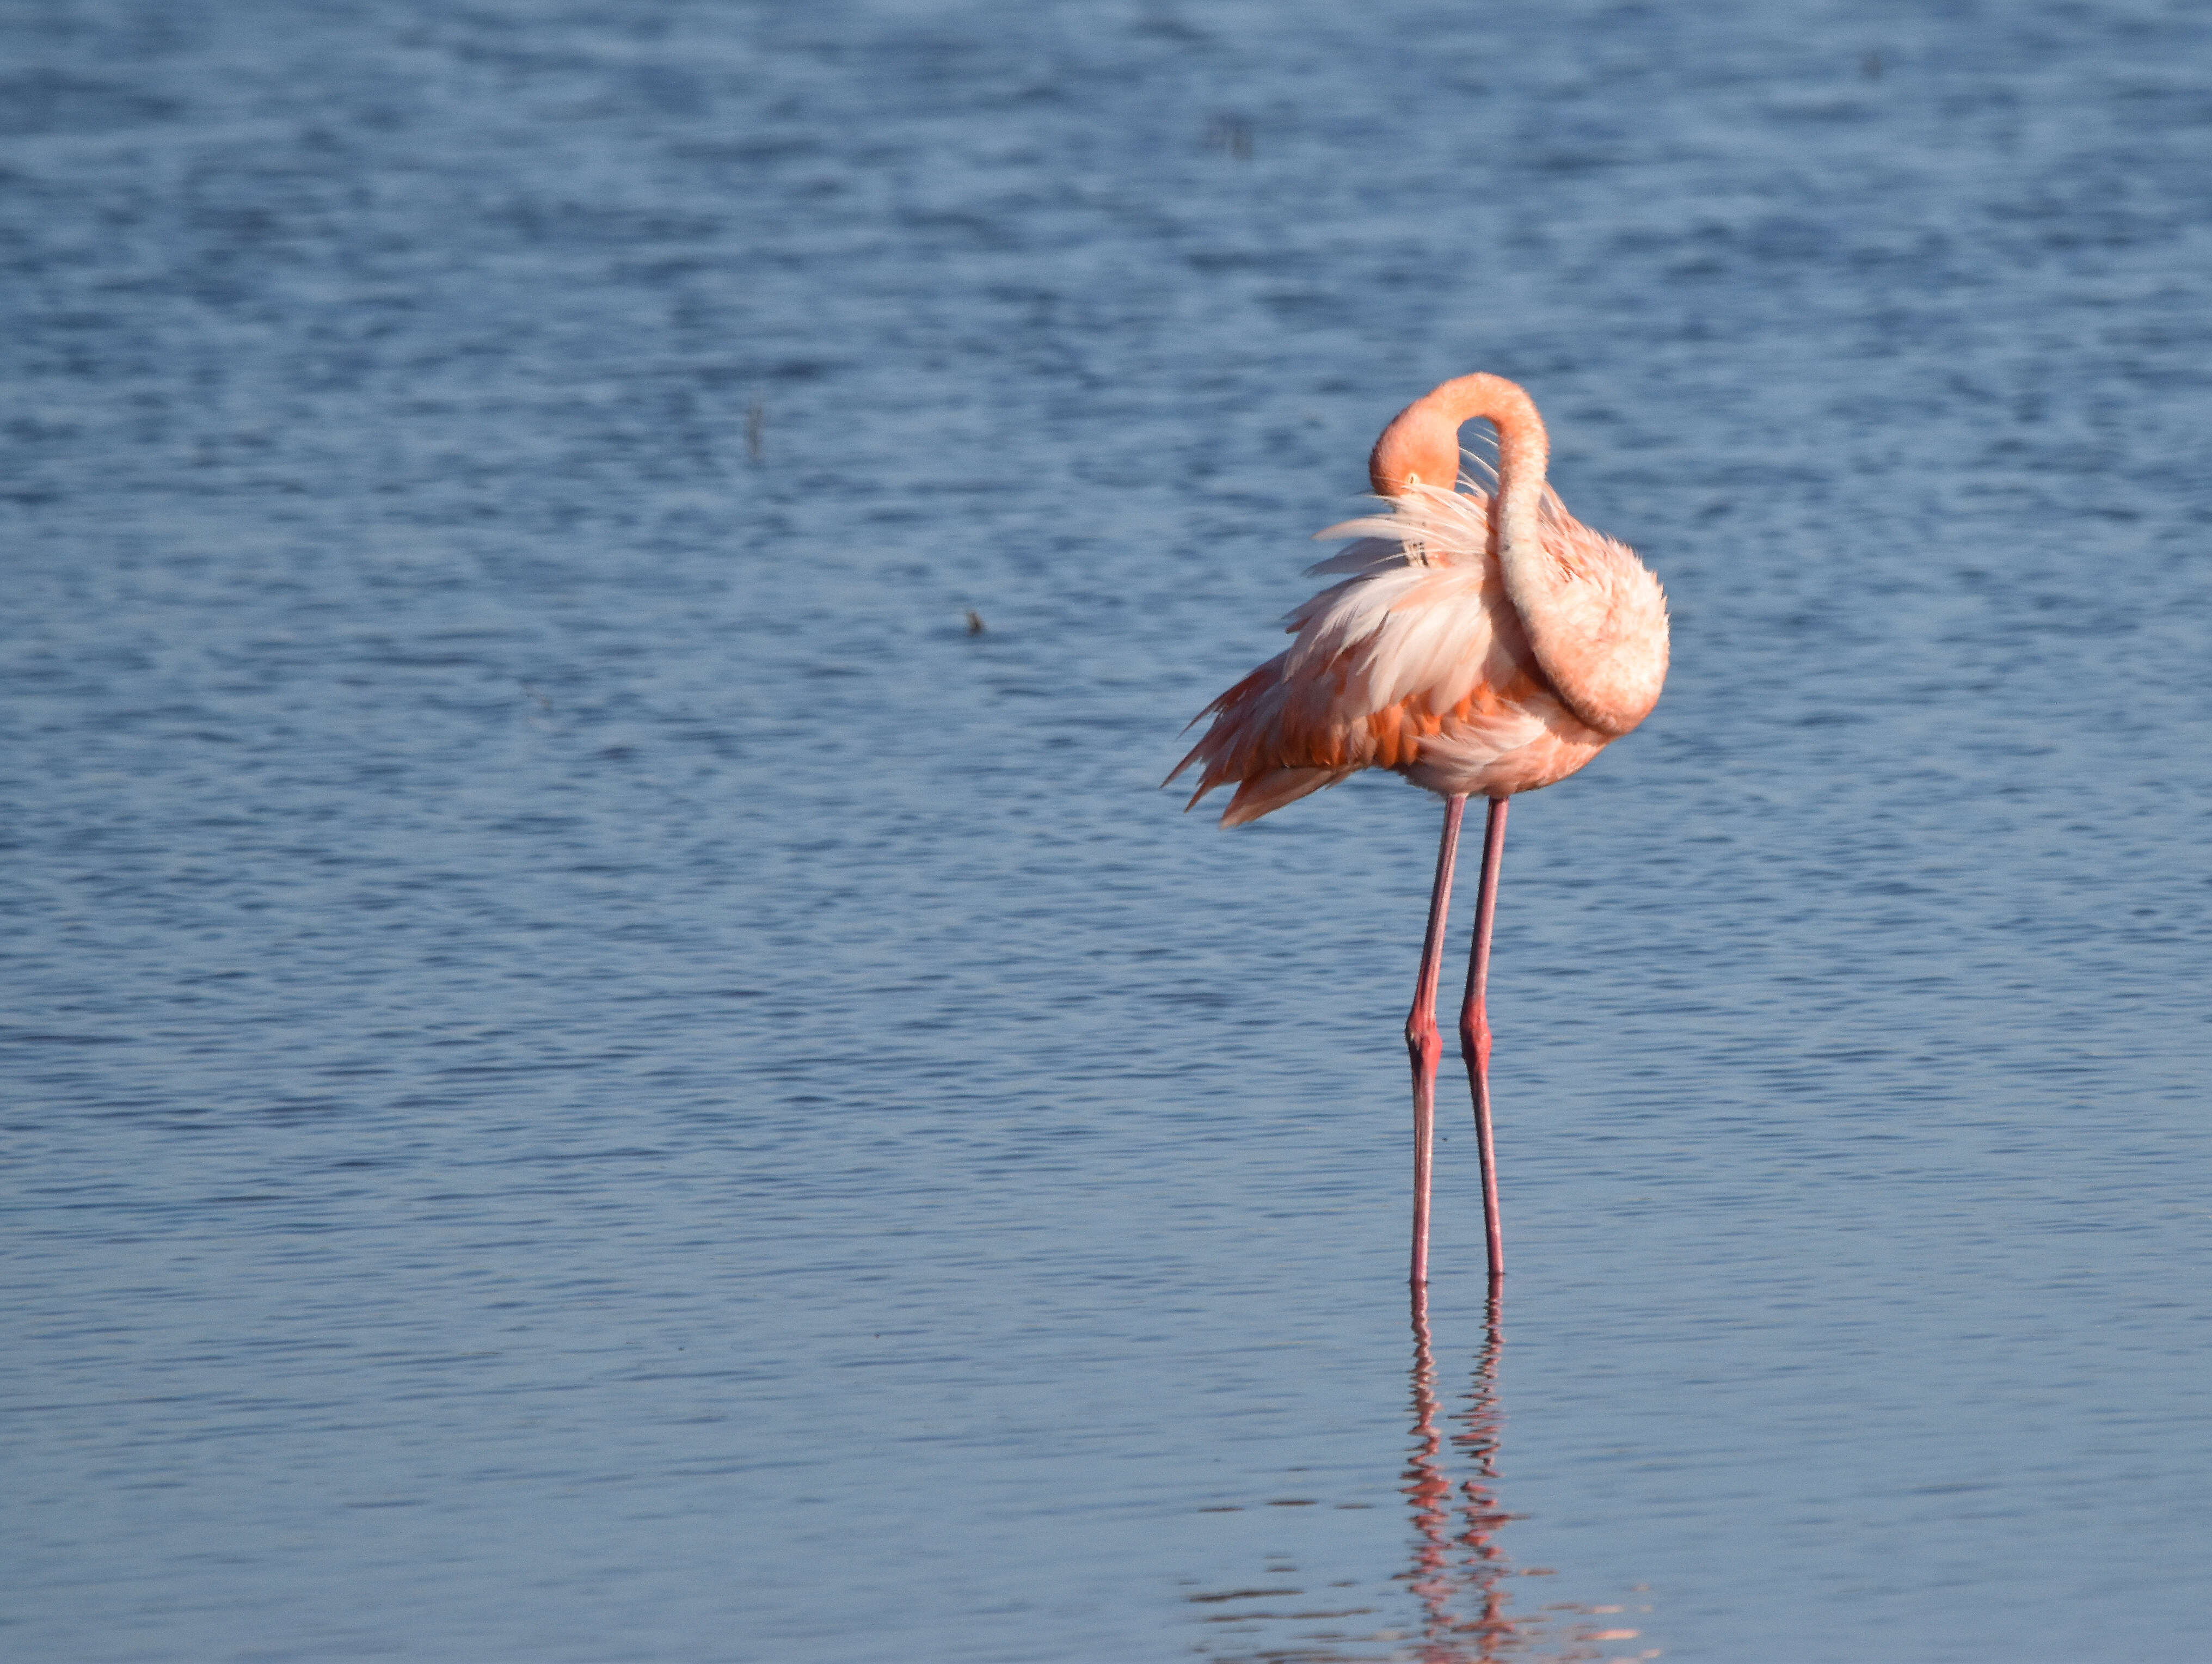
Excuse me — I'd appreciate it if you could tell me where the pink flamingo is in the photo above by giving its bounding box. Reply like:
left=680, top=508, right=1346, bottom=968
left=1169, top=373, right=1668, bottom=1284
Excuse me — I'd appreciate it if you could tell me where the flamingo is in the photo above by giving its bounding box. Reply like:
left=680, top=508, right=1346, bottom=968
left=1168, top=373, right=1668, bottom=1284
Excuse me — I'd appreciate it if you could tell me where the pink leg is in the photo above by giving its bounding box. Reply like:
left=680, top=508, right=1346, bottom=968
left=1405, top=794, right=1467, bottom=1286
left=1458, top=796, right=1508, bottom=1281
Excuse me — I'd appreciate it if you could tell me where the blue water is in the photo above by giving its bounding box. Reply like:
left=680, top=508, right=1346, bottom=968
left=6, top=3, right=2211, bottom=1660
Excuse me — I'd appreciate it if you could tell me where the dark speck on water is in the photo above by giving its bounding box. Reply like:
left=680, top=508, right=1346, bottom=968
left=5, top=2, right=2211, bottom=1662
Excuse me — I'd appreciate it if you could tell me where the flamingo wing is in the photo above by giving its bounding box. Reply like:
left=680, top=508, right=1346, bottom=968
left=1169, top=485, right=1555, bottom=827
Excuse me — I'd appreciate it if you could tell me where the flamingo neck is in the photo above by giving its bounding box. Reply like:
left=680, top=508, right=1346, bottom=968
left=1367, top=373, right=1549, bottom=560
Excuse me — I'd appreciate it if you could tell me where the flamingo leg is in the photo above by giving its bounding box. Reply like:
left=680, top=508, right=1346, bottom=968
left=1458, top=796, right=1509, bottom=1280
left=1405, top=793, right=1468, bottom=1286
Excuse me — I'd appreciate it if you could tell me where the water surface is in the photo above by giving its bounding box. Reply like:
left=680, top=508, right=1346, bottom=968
left=5, top=3, right=2211, bottom=1660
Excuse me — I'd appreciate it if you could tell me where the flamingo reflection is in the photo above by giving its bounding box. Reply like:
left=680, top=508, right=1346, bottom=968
left=1403, top=1280, right=1519, bottom=1659
left=1191, top=1284, right=1655, bottom=1662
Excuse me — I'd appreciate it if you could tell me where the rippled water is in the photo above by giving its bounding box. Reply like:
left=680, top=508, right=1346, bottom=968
left=7, top=3, right=2211, bottom=1660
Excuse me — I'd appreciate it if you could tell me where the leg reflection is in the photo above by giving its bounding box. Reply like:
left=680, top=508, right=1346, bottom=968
left=1404, top=1281, right=1520, bottom=1661
left=1192, top=1287, right=1652, bottom=1661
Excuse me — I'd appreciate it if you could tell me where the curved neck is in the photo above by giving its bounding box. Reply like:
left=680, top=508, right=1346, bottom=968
left=1367, top=374, right=1550, bottom=563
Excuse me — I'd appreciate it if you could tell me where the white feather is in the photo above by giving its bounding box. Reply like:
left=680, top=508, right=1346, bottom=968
left=1285, top=483, right=1503, bottom=716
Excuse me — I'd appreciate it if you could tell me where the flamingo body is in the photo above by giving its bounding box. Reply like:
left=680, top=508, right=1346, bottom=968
left=1170, top=377, right=1667, bottom=824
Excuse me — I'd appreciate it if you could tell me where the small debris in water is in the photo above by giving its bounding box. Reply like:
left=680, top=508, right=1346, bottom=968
left=966, top=609, right=986, bottom=635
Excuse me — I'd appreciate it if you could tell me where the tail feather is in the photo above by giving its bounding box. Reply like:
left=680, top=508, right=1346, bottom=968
left=1217, top=766, right=1357, bottom=827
